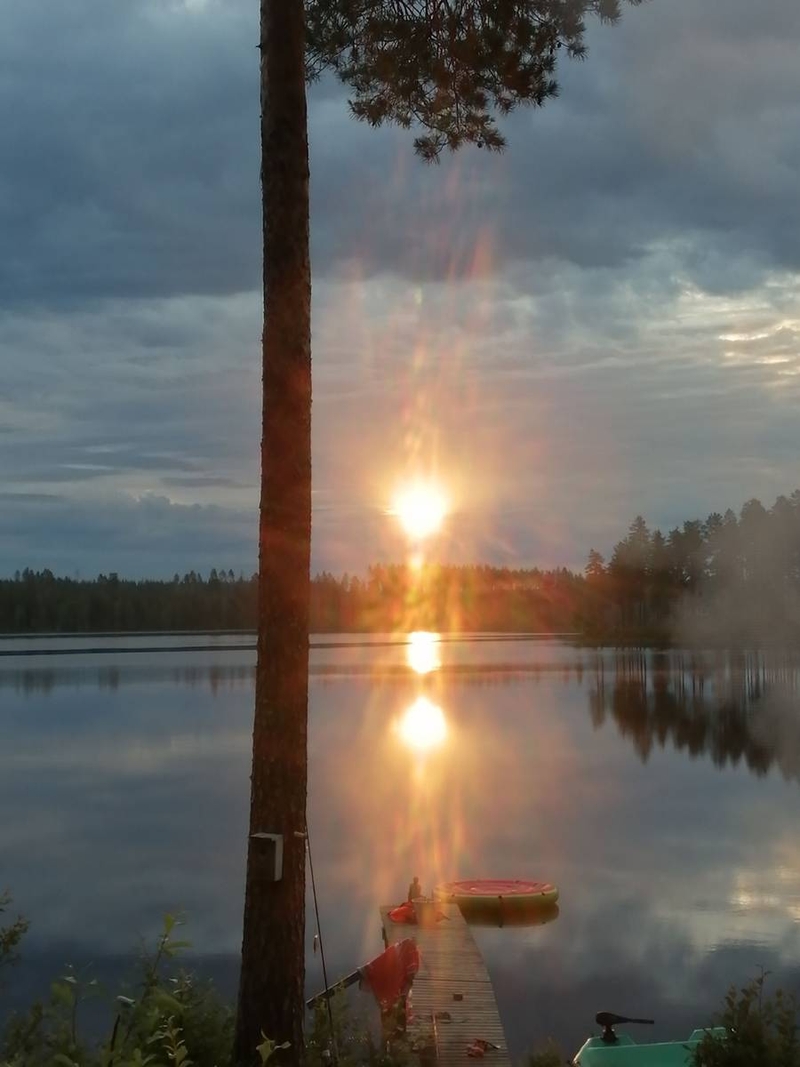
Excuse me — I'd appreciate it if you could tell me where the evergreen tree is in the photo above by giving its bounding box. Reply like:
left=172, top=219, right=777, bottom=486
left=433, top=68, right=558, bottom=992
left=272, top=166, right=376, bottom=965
left=703, top=512, right=724, bottom=585
left=681, top=519, right=706, bottom=591
left=717, top=508, right=741, bottom=586
left=739, top=498, right=769, bottom=585
left=585, top=548, right=605, bottom=581
left=242, top=3, right=643, bottom=1054
left=648, top=528, right=670, bottom=620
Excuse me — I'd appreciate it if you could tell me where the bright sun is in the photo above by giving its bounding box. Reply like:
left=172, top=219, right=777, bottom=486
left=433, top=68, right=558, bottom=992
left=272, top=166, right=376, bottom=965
left=391, top=482, right=448, bottom=541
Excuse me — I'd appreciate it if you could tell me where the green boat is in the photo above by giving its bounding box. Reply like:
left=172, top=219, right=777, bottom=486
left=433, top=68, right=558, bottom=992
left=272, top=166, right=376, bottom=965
left=573, top=1013, right=726, bottom=1066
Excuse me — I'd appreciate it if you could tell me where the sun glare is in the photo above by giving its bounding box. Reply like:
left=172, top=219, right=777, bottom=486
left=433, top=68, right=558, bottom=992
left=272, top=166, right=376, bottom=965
left=391, top=482, right=448, bottom=541
left=407, top=631, right=441, bottom=674
left=397, top=696, right=448, bottom=753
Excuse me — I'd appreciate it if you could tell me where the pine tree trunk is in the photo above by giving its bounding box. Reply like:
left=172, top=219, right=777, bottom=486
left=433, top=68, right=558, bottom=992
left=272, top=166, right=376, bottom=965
left=234, top=0, right=311, bottom=1063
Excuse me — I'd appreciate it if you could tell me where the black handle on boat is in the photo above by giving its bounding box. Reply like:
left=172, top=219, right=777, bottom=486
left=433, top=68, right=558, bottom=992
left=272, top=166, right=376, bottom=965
left=596, top=1012, right=655, bottom=1044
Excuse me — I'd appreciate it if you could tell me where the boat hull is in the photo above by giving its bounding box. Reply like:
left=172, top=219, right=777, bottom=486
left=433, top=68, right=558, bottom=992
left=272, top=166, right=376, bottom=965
left=573, top=1028, right=727, bottom=1066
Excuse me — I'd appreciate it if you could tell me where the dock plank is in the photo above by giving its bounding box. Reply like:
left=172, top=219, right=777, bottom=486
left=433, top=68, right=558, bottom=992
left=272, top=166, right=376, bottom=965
left=380, top=905, right=512, bottom=1067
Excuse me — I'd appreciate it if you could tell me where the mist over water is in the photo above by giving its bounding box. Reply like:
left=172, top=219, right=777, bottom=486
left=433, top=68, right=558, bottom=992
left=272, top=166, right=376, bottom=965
left=672, top=583, right=800, bottom=650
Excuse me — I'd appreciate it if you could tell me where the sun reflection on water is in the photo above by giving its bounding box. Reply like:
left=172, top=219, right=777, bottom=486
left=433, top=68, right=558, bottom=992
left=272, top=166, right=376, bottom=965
left=407, top=631, right=441, bottom=674
left=396, top=695, right=448, bottom=753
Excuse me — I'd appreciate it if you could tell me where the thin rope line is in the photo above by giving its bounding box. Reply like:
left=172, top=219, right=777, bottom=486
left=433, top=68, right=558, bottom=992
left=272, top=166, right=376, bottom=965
left=305, top=828, right=338, bottom=1065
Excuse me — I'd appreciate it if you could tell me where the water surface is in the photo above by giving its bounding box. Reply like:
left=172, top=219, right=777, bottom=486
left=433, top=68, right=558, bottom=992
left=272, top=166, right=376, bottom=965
left=2, top=636, right=800, bottom=1057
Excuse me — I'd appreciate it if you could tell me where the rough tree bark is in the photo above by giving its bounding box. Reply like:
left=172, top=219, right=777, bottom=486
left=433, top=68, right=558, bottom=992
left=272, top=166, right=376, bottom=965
left=234, top=0, right=311, bottom=1062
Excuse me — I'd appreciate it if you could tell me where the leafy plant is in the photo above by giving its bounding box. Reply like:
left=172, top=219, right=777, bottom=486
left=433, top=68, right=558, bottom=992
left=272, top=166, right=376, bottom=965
left=0, top=892, right=30, bottom=989
left=304, top=993, right=412, bottom=1067
left=1, top=915, right=234, bottom=1067
left=526, top=1041, right=564, bottom=1067
left=1, top=908, right=417, bottom=1067
left=255, top=1035, right=289, bottom=1066
left=692, top=973, right=800, bottom=1067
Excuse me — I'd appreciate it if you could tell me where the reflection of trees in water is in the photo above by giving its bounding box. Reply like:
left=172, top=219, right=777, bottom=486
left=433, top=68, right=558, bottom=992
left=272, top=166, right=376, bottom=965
left=3, top=658, right=598, bottom=696
left=590, top=651, right=800, bottom=781
left=312, top=661, right=590, bottom=683
left=174, top=665, right=254, bottom=692
left=0, top=664, right=256, bottom=694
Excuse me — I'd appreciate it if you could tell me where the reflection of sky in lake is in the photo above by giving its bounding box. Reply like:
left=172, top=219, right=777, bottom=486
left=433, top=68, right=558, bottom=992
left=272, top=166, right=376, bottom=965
left=2, top=638, right=800, bottom=1057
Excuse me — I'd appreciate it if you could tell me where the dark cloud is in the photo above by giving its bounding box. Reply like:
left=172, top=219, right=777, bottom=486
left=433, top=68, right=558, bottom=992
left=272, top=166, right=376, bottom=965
left=0, top=492, right=255, bottom=577
left=309, top=0, right=800, bottom=285
left=2, top=0, right=800, bottom=577
left=0, top=0, right=260, bottom=307
left=2, top=0, right=800, bottom=305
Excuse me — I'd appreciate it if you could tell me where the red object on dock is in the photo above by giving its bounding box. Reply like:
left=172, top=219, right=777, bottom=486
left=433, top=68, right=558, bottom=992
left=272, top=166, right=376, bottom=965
left=359, top=938, right=421, bottom=1010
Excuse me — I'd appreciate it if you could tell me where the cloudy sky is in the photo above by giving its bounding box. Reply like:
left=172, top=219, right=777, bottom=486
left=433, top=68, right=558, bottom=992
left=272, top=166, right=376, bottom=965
left=2, top=0, right=800, bottom=578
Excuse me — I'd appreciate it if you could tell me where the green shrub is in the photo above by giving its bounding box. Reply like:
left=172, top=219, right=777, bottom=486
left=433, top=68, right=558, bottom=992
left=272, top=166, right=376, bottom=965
left=0, top=892, right=29, bottom=987
left=691, top=974, right=800, bottom=1067
left=526, top=1040, right=564, bottom=1067
left=2, top=908, right=416, bottom=1067
left=304, top=993, right=412, bottom=1067
left=1, top=914, right=234, bottom=1067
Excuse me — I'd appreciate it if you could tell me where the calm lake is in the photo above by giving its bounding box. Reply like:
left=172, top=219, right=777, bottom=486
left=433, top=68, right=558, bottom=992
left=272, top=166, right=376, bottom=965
left=2, top=634, right=800, bottom=1058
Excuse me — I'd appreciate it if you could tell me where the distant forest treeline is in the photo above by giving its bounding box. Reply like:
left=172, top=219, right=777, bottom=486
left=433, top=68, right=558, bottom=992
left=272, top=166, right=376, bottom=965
left=0, top=565, right=583, bottom=635
left=2, top=491, right=800, bottom=643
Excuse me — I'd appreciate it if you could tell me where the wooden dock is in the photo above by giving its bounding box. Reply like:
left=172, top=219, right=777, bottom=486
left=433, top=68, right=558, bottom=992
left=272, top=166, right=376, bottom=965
left=380, top=904, right=511, bottom=1067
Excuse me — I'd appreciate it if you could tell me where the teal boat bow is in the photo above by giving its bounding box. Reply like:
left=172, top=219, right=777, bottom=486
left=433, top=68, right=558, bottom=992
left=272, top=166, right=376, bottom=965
left=573, top=1012, right=726, bottom=1065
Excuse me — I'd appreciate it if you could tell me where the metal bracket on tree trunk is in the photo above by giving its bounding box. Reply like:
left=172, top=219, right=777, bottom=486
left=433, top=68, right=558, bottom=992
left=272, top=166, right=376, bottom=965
left=250, top=832, right=283, bottom=880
